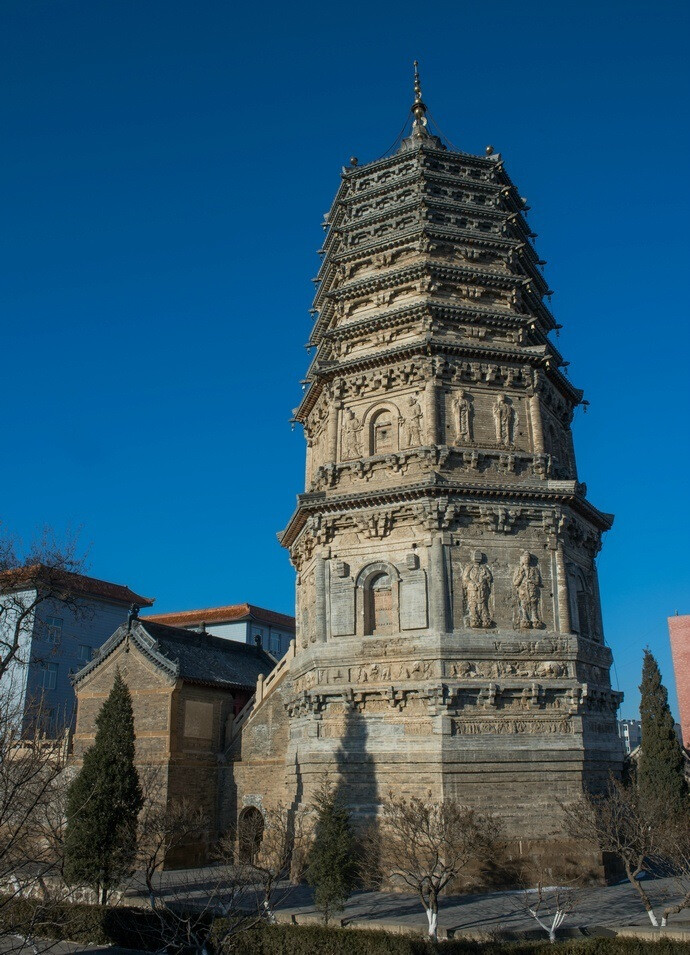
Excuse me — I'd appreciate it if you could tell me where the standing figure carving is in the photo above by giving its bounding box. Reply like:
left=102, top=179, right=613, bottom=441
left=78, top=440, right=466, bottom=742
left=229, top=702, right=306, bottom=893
left=401, top=394, right=424, bottom=448
left=454, top=390, right=473, bottom=442
left=513, top=552, right=543, bottom=629
left=342, top=408, right=363, bottom=459
left=462, top=551, right=493, bottom=628
left=493, top=394, right=515, bottom=447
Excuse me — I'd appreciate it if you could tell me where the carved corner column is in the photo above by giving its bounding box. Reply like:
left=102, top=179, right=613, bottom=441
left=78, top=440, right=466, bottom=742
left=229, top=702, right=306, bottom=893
left=425, top=376, right=439, bottom=446
left=313, top=553, right=328, bottom=643
left=555, top=543, right=572, bottom=634
left=529, top=393, right=545, bottom=454
left=305, top=438, right=314, bottom=489
left=429, top=534, right=449, bottom=633
left=327, top=401, right=341, bottom=464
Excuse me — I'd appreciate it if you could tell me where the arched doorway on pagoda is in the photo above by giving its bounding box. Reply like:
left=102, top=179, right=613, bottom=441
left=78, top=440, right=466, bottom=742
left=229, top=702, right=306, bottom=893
left=238, top=806, right=264, bottom=864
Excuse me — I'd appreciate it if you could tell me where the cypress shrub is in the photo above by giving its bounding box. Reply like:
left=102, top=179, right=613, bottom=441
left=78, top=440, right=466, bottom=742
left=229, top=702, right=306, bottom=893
left=63, top=669, right=143, bottom=903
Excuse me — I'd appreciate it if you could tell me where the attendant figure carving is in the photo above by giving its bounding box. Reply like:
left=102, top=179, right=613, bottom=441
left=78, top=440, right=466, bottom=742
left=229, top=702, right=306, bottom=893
left=513, top=551, right=544, bottom=629
left=454, top=390, right=473, bottom=442
left=493, top=394, right=515, bottom=447
left=401, top=394, right=423, bottom=448
left=342, top=408, right=363, bottom=459
left=462, top=551, right=493, bottom=628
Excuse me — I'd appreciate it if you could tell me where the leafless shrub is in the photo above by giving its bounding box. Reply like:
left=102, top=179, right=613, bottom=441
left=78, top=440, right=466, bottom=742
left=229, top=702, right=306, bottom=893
left=133, top=800, right=308, bottom=954
left=0, top=696, right=71, bottom=952
left=361, top=790, right=502, bottom=941
left=562, top=777, right=662, bottom=926
left=517, top=866, right=581, bottom=943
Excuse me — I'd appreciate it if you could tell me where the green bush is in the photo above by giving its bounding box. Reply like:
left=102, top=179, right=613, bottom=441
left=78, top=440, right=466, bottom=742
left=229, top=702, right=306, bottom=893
left=0, top=897, right=198, bottom=951
left=221, top=923, right=690, bottom=955
left=4, top=900, right=690, bottom=954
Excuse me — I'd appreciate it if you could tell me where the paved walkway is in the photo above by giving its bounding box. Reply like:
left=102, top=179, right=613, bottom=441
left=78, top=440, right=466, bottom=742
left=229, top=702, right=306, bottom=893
left=125, top=869, right=690, bottom=938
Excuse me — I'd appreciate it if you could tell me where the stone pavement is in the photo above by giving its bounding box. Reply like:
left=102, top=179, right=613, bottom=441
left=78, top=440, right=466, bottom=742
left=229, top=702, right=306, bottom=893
left=125, top=868, right=690, bottom=938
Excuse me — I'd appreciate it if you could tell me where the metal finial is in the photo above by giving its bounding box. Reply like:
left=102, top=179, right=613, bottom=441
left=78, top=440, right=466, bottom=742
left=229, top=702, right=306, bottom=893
left=413, top=60, right=422, bottom=103
left=411, top=60, right=428, bottom=136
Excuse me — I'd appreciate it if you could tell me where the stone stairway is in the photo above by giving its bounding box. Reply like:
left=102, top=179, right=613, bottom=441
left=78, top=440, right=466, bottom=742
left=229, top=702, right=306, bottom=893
left=225, top=639, right=297, bottom=749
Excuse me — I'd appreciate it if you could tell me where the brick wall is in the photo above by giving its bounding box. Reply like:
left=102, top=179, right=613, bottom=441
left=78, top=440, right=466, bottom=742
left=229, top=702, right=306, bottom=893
left=73, top=644, right=242, bottom=867
left=669, top=614, right=690, bottom=748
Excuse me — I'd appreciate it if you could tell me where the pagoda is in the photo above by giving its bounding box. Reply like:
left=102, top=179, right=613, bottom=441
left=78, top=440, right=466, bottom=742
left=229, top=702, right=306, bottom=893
left=224, top=66, right=623, bottom=848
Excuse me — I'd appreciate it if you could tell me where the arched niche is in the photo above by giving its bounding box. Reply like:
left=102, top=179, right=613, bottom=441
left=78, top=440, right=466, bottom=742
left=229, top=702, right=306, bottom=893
left=362, top=402, right=400, bottom=456
left=238, top=806, right=264, bottom=864
left=356, top=561, right=401, bottom=637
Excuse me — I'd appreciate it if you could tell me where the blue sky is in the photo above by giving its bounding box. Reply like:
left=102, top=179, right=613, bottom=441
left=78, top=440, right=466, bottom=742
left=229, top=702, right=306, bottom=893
left=2, top=0, right=688, bottom=719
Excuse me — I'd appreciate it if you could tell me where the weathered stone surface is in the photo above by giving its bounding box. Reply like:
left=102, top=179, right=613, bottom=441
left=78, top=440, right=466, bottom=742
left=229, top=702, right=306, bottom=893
left=227, top=107, right=624, bottom=852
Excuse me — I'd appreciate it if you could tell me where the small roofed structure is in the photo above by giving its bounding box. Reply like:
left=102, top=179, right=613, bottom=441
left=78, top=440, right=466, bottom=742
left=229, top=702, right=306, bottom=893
left=72, top=616, right=274, bottom=867
left=144, top=602, right=295, bottom=658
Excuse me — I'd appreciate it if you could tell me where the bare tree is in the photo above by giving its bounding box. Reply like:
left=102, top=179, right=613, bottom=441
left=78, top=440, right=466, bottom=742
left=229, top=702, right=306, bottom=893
left=0, top=695, right=71, bottom=952
left=362, top=791, right=502, bottom=941
left=216, top=803, right=308, bottom=923
left=0, top=526, right=86, bottom=685
left=653, top=810, right=690, bottom=925
left=519, top=871, right=579, bottom=943
left=563, top=778, right=662, bottom=926
left=133, top=799, right=307, bottom=954
left=135, top=773, right=208, bottom=910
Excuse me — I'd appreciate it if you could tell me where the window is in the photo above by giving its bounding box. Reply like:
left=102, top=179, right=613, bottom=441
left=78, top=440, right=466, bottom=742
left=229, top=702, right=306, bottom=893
left=44, top=616, right=63, bottom=644
left=78, top=645, right=93, bottom=663
left=41, top=663, right=58, bottom=691
left=269, top=634, right=280, bottom=655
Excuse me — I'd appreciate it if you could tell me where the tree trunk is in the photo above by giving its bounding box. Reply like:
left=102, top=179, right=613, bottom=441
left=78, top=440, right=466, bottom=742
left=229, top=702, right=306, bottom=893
left=662, top=889, right=690, bottom=925
left=624, top=863, right=658, bottom=926
left=426, top=907, right=438, bottom=940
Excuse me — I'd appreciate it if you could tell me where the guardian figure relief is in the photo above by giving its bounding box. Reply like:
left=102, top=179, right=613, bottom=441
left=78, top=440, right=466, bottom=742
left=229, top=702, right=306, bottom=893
left=454, top=390, right=473, bottom=442
left=513, top=551, right=544, bottom=630
left=462, top=550, right=493, bottom=628
left=401, top=394, right=424, bottom=448
left=493, top=394, right=515, bottom=447
left=342, top=408, right=363, bottom=459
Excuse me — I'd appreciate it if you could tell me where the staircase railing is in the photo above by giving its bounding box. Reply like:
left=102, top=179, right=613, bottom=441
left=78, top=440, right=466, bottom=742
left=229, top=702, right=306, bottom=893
left=225, top=639, right=296, bottom=750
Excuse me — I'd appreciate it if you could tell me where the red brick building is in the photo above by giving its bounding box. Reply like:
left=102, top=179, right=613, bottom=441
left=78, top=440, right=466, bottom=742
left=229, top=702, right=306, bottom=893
left=668, top=613, right=690, bottom=749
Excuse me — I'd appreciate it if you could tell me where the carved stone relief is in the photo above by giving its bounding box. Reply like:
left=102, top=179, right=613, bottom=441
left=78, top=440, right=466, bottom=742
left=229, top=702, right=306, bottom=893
left=513, top=552, right=544, bottom=629
left=341, top=408, right=363, bottom=460
left=462, top=550, right=493, bottom=628
left=454, top=390, right=473, bottom=442
left=452, top=718, right=572, bottom=736
left=493, top=394, right=516, bottom=447
left=444, top=659, right=568, bottom=680
left=400, top=394, right=424, bottom=448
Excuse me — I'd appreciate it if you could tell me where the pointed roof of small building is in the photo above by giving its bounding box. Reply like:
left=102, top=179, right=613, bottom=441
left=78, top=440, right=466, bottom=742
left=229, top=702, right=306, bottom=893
left=72, top=617, right=274, bottom=690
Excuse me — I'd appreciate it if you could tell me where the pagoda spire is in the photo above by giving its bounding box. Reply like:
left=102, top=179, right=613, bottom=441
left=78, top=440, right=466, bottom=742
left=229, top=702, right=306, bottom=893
left=411, top=60, right=429, bottom=138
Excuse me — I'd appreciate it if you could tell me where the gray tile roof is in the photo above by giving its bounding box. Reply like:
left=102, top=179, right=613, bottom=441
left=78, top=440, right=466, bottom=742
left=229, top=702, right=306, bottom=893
left=72, top=618, right=275, bottom=690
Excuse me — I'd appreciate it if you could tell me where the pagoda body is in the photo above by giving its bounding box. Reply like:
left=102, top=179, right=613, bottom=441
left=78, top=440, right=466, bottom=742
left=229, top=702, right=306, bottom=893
left=224, top=84, right=623, bottom=846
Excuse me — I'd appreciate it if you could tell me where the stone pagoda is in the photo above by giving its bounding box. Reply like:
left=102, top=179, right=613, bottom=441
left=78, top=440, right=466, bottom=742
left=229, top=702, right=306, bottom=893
left=224, top=66, right=623, bottom=848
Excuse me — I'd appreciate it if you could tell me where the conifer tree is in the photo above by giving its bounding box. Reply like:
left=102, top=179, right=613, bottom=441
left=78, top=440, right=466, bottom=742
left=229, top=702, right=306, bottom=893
left=306, top=778, right=357, bottom=924
left=638, top=648, right=687, bottom=819
left=64, top=670, right=143, bottom=903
